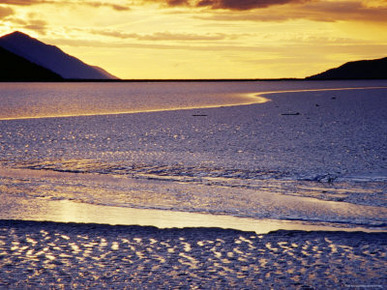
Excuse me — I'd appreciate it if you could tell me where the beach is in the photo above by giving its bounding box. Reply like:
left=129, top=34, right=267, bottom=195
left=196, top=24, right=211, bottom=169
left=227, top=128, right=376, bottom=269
left=0, top=220, right=386, bottom=288
left=0, top=81, right=386, bottom=287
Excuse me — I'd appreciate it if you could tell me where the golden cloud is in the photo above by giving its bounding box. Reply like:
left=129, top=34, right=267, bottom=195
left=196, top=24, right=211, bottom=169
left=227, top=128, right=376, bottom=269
left=1, top=0, right=129, bottom=11
left=0, top=6, right=14, bottom=19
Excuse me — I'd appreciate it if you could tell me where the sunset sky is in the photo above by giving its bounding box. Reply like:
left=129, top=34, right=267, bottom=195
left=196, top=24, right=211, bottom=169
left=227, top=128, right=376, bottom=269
left=0, top=0, right=386, bottom=79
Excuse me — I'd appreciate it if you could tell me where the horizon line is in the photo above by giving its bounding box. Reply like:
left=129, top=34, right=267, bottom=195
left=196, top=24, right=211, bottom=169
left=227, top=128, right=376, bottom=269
left=2, top=77, right=387, bottom=83
left=1, top=78, right=303, bottom=82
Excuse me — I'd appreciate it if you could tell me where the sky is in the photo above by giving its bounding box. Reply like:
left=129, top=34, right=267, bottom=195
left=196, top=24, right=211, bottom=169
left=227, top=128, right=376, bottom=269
left=0, top=0, right=386, bottom=79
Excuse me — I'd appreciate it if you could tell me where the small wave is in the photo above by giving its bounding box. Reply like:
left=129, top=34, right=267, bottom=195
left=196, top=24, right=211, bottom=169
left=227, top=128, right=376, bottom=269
left=1, top=159, right=385, bottom=232
left=11, top=159, right=387, bottom=208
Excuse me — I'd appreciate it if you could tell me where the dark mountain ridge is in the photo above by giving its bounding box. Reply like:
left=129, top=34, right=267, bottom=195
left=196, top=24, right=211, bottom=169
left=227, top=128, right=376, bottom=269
left=0, top=46, right=63, bottom=81
left=1, top=31, right=385, bottom=81
left=0, top=31, right=117, bottom=80
left=306, top=57, right=387, bottom=80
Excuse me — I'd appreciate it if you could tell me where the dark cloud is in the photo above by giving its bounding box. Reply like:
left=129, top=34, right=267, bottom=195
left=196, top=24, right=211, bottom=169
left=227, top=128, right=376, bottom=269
left=195, top=1, right=387, bottom=23
left=148, top=0, right=308, bottom=10
left=110, top=4, right=130, bottom=11
left=0, top=6, right=14, bottom=19
left=313, top=1, right=387, bottom=23
left=196, top=0, right=307, bottom=10
left=146, top=0, right=387, bottom=23
left=166, top=0, right=189, bottom=6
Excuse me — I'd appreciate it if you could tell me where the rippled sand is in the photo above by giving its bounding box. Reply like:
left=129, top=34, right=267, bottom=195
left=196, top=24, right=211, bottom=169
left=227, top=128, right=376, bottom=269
left=0, top=220, right=385, bottom=288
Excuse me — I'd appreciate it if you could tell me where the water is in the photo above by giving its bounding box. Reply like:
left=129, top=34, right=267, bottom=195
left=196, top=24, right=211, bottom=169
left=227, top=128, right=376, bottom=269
left=0, top=80, right=386, bottom=233
left=1, top=81, right=383, bottom=120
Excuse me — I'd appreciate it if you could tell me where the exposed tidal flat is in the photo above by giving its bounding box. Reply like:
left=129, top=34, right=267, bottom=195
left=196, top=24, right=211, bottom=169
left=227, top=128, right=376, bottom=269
left=0, top=80, right=386, bottom=287
left=0, top=220, right=386, bottom=289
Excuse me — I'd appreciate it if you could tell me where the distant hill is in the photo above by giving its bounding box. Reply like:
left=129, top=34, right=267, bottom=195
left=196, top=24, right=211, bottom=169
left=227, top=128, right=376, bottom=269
left=0, top=46, right=63, bottom=81
left=0, top=31, right=118, bottom=80
left=306, top=57, right=387, bottom=80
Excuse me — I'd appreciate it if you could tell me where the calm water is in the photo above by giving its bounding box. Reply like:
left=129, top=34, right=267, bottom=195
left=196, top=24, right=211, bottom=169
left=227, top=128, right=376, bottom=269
left=0, top=81, right=386, bottom=232
left=1, top=81, right=383, bottom=120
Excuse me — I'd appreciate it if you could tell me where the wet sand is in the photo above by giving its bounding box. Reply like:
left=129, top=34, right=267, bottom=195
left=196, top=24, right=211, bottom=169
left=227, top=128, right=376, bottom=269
left=0, top=220, right=385, bottom=288
left=1, top=167, right=385, bottom=234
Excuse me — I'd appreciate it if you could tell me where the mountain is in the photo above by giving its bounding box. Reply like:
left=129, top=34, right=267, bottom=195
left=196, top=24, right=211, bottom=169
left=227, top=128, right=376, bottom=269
left=306, top=57, right=387, bottom=80
left=92, top=65, right=118, bottom=80
left=0, top=46, right=63, bottom=81
left=0, top=31, right=118, bottom=80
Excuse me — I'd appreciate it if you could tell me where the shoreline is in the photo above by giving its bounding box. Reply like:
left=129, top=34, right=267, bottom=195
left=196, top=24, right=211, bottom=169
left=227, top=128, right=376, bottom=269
left=1, top=196, right=386, bottom=235
left=2, top=218, right=387, bottom=233
left=1, top=166, right=385, bottom=234
left=1, top=218, right=387, bottom=236
left=1, top=78, right=386, bottom=83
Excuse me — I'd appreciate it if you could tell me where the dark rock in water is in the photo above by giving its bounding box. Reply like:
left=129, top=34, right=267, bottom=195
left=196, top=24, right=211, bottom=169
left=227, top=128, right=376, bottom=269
left=281, top=112, right=300, bottom=116
left=306, top=57, right=387, bottom=80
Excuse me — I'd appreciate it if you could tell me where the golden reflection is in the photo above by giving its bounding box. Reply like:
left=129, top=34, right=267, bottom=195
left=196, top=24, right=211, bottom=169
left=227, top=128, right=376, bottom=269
left=2, top=86, right=386, bottom=121
left=2, top=197, right=384, bottom=235
left=0, top=166, right=385, bottom=234
left=0, top=91, right=269, bottom=121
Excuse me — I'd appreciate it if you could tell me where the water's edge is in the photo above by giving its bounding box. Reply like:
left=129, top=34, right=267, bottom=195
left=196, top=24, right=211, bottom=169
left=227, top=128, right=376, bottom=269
left=1, top=167, right=385, bottom=234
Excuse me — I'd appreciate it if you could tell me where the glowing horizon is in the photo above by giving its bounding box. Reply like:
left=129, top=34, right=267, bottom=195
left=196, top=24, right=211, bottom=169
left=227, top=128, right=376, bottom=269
left=0, top=0, right=386, bottom=79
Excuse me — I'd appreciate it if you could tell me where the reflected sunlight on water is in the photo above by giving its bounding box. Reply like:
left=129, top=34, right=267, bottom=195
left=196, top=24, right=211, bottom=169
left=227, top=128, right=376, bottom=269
left=0, top=82, right=269, bottom=120
left=0, top=167, right=385, bottom=233
left=1, top=82, right=385, bottom=120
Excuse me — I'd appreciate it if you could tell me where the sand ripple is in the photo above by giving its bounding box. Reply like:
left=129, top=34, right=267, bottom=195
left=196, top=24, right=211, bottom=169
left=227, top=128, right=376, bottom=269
left=0, top=220, right=385, bottom=288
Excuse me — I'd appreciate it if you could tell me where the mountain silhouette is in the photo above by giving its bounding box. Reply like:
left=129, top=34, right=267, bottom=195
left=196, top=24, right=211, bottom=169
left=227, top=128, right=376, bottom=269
left=306, top=57, right=387, bottom=80
left=0, top=31, right=118, bottom=80
left=0, top=46, right=63, bottom=81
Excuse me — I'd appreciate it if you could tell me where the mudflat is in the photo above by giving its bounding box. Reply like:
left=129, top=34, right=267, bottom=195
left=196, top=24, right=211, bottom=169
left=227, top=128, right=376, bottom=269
left=0, top=220, right=385, bottom=288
